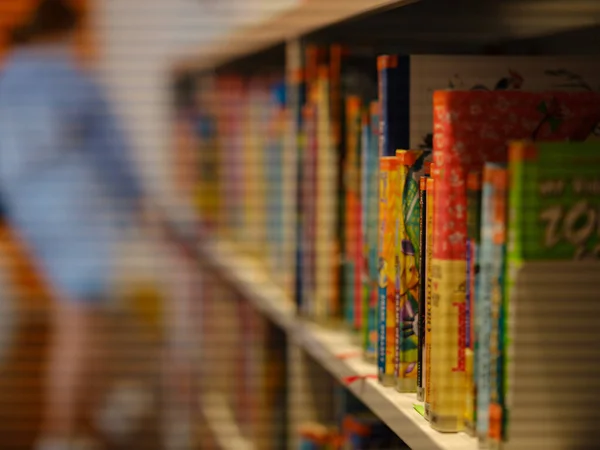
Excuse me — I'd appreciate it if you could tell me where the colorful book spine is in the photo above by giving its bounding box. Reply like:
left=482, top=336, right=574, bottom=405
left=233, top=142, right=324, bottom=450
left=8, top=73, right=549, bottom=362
left=394, top=150, right=411, bottom=391
left=476, top=163, right=505, bottom=444
left=344, top=96, right=363, bottom=330
left=417, top=175, right=428, bottom=401
left=354, top=109, right=364, bottom=335
left=465, top=171, right=482, bottom=434
left=488, top=167, right=507, bottom=449
left=396, top=150, right=431, bottom=393
left=429, top=156, right=466, bottom=431
left=424, top=168, right=436, bottom=420
left=360, top=108, right=370, bottom=353
left=364, top=101, right=380, bottom=362
left=378, top=156, right=401, bottom=386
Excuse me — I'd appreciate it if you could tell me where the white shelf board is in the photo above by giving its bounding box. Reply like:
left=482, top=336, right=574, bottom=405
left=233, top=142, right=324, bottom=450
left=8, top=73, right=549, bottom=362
left=297, top=323, right=477, bottom=450
left=197, top=239, right=296, bottom=331
left=174, top=0, right=417, bottom=72
left=200, top=392, right=256, bottom=450
left=195, top=236, right=477, bottom=450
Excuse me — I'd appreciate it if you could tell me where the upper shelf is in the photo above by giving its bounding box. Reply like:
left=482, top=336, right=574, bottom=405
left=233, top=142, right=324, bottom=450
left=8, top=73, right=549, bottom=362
left=173, top=0, right=416, bottom=73
left=173, top=0, right=600, bottom=74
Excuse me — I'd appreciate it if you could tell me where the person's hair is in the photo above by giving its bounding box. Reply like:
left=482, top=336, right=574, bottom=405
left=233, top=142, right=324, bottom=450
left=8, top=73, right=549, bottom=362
left=10, top=0, right=81, bottom=46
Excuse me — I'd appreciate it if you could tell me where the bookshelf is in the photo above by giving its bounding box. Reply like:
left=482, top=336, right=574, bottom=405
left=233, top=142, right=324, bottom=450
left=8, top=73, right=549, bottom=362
left=193, top=235, right=479, bottom=450
left=169, top=1, right=600, bottom=449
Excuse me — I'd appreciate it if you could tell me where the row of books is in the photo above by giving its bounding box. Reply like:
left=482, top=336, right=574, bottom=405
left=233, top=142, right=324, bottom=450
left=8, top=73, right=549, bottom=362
left=294, top=50, right=600, bottom=330
left=298, top=417, right=409, bottom=450
left=176, top=50, right=600, bottom=449
left=372, top=139, right=600, bottom=449
left=297, top=387, right=410, bottom=449
left=185, top=72, right=295, bottom=295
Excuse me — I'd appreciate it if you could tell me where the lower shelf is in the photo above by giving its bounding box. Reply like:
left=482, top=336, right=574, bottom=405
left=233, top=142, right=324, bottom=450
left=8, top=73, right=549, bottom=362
left=188, top=230, right=478, bottom=450
left=297, top=323, right=476, bottom=450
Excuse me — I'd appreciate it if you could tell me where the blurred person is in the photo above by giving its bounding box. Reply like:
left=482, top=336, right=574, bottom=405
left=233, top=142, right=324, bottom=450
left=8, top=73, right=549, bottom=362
left=0, top=1, right=197, bottom=449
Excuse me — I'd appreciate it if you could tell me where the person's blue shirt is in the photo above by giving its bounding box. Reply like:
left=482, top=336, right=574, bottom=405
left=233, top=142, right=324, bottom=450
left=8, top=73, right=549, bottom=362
left=0, top=43, right=144, bottom=301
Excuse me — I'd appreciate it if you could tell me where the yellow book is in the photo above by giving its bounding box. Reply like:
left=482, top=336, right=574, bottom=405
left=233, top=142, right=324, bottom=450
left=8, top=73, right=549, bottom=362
left=378, top=156, right=401, bottom=386
left=424, top=175, right=435, bottom=420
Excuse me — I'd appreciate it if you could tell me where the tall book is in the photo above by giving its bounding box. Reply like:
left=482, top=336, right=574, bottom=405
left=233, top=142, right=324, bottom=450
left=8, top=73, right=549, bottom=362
left=502, top=141, right=600, bottom=450
left=431, top=90, right=600, bottom=433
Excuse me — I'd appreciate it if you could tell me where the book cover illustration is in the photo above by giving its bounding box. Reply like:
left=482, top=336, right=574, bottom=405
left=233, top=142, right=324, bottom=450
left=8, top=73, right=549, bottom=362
left=411, top=55, right=600, bottom=152
left=396, top=150, right=432, bottom=392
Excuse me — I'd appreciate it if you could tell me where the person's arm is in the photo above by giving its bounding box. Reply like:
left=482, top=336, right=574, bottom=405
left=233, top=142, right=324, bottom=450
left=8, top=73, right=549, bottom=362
left=88, top=79, right=146, bottom=211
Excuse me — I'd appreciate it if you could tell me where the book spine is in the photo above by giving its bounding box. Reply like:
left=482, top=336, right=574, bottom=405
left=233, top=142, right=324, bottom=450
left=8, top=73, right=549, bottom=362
left=360, top=109, right=370, bottom=348
left=395, top=151, right=410, bottom=390
left=377, top=56, right=397, bottom=157
left=504, top=142, right=528, bottom=443
left=476, top=164, right=501, bottom=443
left=489, top=167, right=508, bottom=448
left=417, top=175, right=428, bottom=401
left=424, top=175, right=435, bottom=419
left=354, top=107, right=364, bottom=334
left=465, top=171, right=482, bottom=435
left=315, top=66, right=339, bottom=322
left=301, top=104, right=317, bottom=318
left=396, top=150, right=426, bottom=394
left=291, top=62, right=306, bottom=312
left=343, top=96, right=362, bottom=329
left=429, top=156, right=467, bottom=432
left=378, top=157, right=400, bottom=385
left=364, top=102, right=380, bottom=362
left=377, top=55, right=409, bottom=158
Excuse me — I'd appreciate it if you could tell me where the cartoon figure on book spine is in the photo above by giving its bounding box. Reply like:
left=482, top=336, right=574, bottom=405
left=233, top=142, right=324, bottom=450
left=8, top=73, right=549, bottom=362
left=397, top=150, right=431, bottom=392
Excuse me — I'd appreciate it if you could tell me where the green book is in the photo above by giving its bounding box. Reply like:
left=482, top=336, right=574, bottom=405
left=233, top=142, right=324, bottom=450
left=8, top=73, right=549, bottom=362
left=503, top=141, right=600, bottom=447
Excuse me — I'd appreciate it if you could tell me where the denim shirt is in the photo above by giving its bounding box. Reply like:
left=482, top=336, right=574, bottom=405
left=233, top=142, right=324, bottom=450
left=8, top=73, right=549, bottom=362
left=0, top=44, right=144, bottom=300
